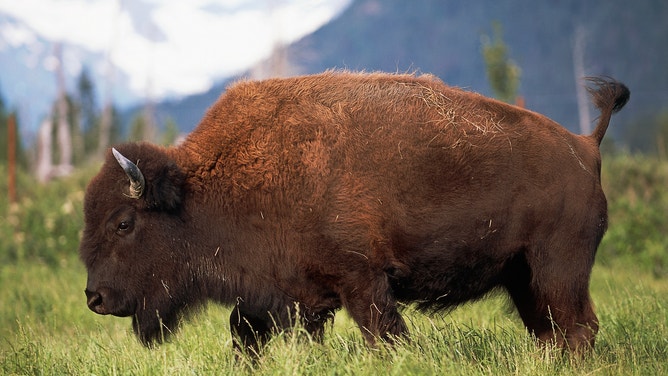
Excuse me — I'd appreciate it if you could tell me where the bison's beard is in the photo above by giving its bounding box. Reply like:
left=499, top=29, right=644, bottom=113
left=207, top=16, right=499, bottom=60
left=131, top=293, right=199, bottom=347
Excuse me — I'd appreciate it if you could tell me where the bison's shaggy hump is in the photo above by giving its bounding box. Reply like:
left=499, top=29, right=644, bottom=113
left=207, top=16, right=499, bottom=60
left=80, top=71, right=629, bottom=356
left=180, top=72, right=536, bottom=197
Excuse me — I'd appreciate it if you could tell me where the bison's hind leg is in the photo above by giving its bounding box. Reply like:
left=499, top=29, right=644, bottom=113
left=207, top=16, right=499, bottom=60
left=503, top=244, right=598, bottom=353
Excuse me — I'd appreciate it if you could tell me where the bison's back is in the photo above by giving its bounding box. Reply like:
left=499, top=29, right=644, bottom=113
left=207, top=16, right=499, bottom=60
left=182, top=71, right=589, bottom=197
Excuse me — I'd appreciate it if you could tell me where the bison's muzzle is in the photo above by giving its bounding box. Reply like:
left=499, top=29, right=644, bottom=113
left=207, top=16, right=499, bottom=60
left=85, top=289, right=108, bottom=314
left=85, top=288, right=134, bottom=317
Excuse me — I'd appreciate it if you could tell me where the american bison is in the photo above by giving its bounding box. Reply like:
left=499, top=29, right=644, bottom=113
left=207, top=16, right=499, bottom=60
left=80, top=71, right=629, bottom=354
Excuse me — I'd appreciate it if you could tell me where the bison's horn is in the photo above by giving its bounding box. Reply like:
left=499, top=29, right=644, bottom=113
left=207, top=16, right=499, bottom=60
left=112, top=148, right=145, bottom=199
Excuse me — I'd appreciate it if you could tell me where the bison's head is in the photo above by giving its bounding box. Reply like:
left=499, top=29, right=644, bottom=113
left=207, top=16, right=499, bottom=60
left=79, top=143, right=194, bottom=346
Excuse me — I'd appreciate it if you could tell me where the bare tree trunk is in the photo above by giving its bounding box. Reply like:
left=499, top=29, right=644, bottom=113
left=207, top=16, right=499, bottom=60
left=252, top=0, right=295, bottom=79
left=98, top=102, right=113, bottom=158
left=97, top=53, right=117, bottom=158
left=142, top=100, right=157, bottom=142
left=36, top=117, right=53, bottom=183
left=54, top=43, right=73, bottom=177
left=98, top=0, right=121, bottom=158
left=573, top=25, right=591, bottom=135
left=252, top=45, right=287, bottom=79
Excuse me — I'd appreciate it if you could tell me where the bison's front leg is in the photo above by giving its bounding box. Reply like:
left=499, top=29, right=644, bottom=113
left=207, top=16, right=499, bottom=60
left=340, top=271, right=408, bottom=345
left=229, top=307, right=271, bottom=355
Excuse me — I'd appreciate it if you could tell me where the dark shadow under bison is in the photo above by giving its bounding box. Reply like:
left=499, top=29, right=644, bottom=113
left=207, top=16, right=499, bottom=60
left=80, top=71, right=629, bottom=355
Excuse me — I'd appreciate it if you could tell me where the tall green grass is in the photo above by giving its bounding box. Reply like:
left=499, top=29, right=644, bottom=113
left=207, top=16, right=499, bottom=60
left=600, top=153, right=668, bottom=277
left=2, top=261, right=666, bottom=375
left=0, top=165, right=90, bottom=267
left=1, top=153, right=667, bottom=375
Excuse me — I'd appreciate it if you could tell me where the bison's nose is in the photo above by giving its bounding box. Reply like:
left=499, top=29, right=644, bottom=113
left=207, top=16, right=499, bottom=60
left=85, top=289, right=107, bottom=314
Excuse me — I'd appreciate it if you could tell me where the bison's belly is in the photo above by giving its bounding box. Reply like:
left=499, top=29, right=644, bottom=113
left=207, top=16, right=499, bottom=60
left=389, top=248, right=515, bottom=311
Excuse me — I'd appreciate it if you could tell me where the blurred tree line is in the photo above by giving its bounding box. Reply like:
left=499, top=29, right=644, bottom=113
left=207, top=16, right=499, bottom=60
left=30, top=64, right=124, bottom=183
left=1, top=65, right=180, bottom=184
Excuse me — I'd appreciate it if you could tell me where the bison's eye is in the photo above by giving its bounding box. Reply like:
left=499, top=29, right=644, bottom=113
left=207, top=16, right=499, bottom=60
left=106, top=206, right=136, bottom=237
left=116, top=220, right=133, bottom=234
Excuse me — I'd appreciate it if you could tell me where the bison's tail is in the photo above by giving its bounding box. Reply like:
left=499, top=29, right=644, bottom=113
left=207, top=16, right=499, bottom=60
left=586, top=76, right=630, bottom=145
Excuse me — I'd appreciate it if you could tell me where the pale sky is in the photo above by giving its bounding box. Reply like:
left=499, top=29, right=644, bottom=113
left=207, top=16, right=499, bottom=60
left=0, top=0, right=350, bottom=98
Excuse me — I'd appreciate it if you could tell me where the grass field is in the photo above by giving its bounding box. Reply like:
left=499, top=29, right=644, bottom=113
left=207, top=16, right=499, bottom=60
left=1, top=154, right=667, bottom=375
left=1, top=261, right=667, bottom=375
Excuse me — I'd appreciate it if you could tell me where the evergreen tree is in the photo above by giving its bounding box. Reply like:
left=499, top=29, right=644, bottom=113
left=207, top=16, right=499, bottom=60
left=481, top=21, right=521, bottom=104
left=76, top=67, right=99, bottom=157
left=65, top=94, right=85, bottom=165
left=160, top=117, right=180, bottom=146
left=128, top=113, right=147, bottom=142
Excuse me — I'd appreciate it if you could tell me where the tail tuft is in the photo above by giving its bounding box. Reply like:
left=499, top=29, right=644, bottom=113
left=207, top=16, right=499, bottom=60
left=585, top=77, right=630, bottom=145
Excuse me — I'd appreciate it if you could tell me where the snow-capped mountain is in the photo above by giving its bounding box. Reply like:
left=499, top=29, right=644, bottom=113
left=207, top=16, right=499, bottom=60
left=0, top=0, right=351, bottom=134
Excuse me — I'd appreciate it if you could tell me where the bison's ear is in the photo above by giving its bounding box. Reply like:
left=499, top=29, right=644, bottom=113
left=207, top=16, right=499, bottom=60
left=144, top=161, right=185, bottom=212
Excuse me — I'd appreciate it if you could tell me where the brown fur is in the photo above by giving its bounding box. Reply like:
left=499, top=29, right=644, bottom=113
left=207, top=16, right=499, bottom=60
left=80, top=71, right=629, bottom=354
